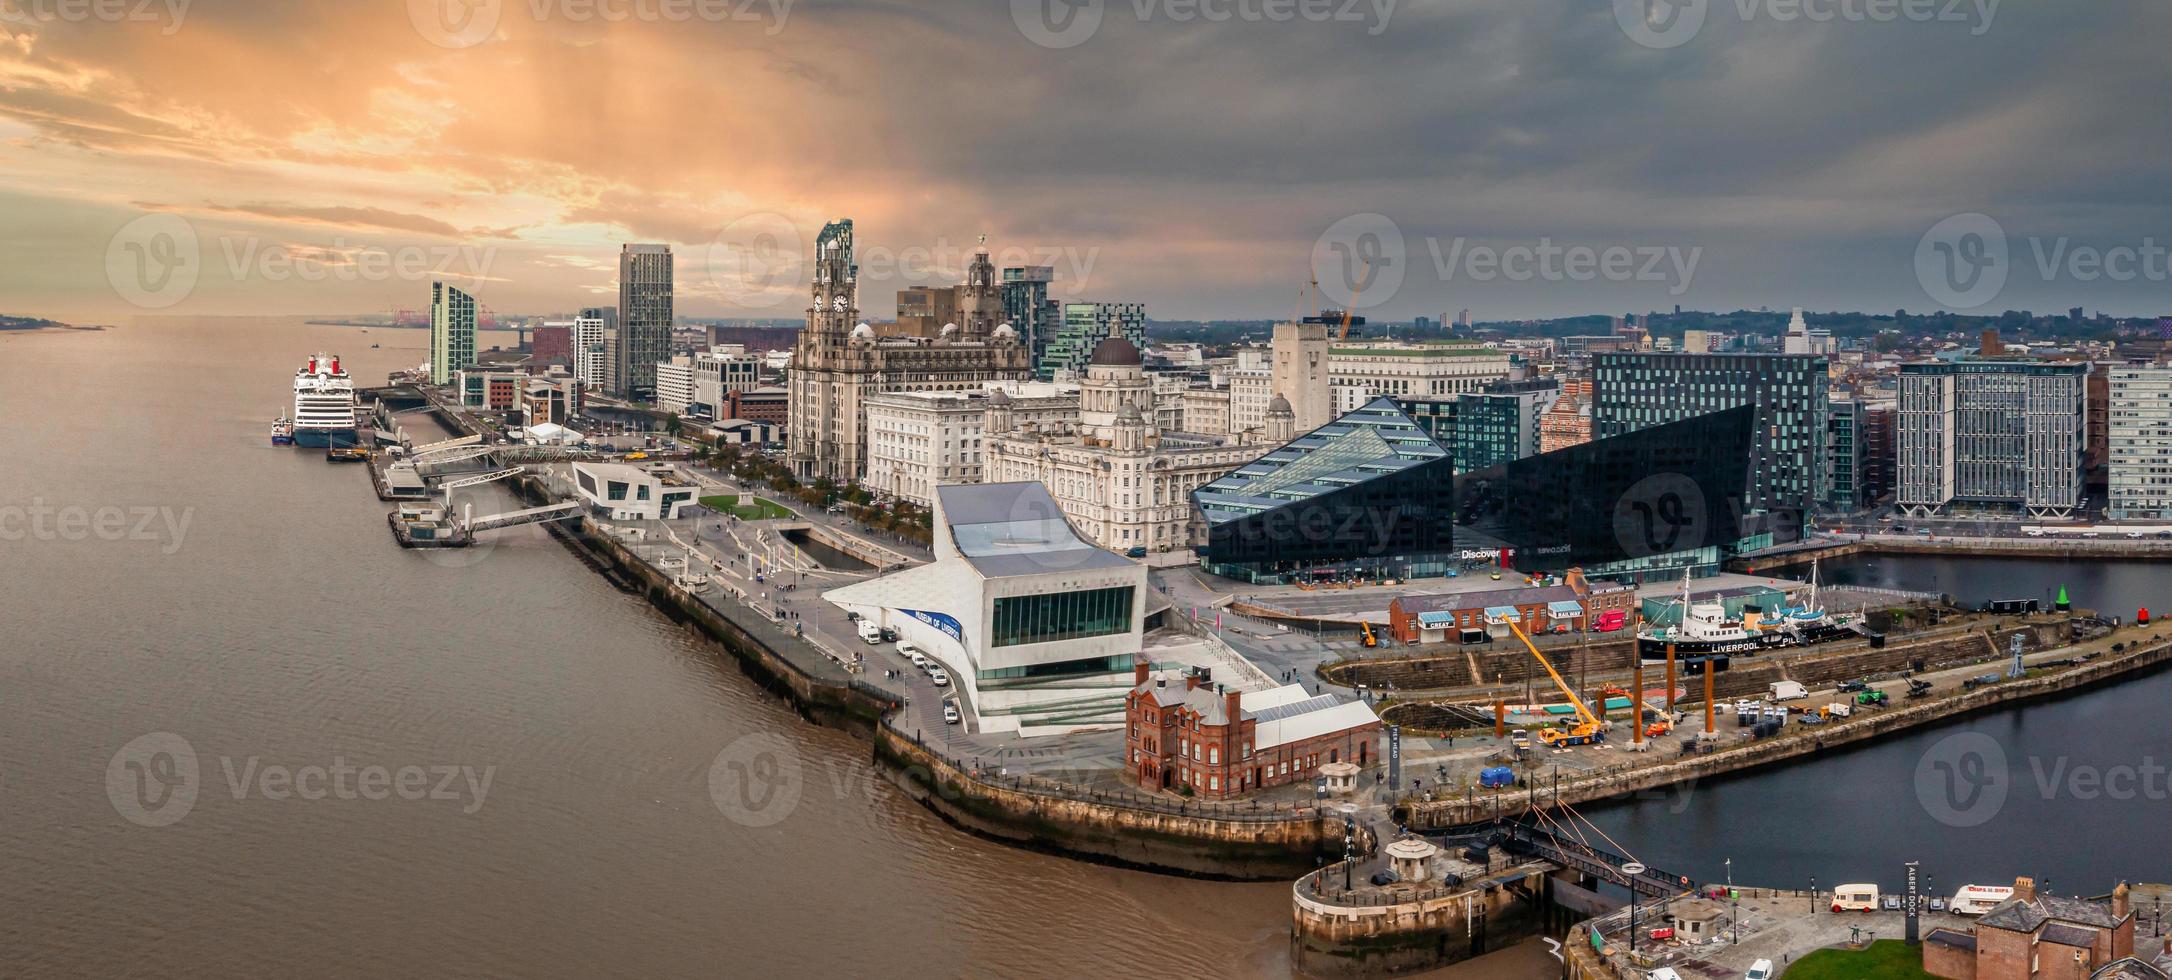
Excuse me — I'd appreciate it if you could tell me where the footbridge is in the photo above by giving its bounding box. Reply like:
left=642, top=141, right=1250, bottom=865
left=466, top=501, right=583, bottom=533
left=1497, top=819, right=1694, bottom=900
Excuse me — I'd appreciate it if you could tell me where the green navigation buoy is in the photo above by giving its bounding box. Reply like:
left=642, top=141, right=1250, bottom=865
left=2056, top=585, right=2071, bottom=612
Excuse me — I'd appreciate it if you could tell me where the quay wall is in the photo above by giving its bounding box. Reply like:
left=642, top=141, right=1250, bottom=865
left=874, top=724, right=1348, bottom=880
left=1289, top=864, right=1556, bottom=977
left=502, top=474, right=1340, bottom=879
left=1735, top=536, right=2172, bottom=573
left=1399, top=631, right=2172, bottom=830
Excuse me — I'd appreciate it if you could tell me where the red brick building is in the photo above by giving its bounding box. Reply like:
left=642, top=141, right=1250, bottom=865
left=1386, top=569, right=1634, bottom=646
left=531, top=324, right=573, bottom=364
left=1125, top=665, right=1380, bottom=798
left=1925, top=878, right=2165, bottom=980
left=724, top=386, right=789, bottom=426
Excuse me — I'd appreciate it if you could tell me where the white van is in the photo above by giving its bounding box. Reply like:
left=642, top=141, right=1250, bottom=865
left=1831, top=883, right=1880, bottom=912
left=908, top=651, right=929, bottom=669
left=1770, top=680, right=1809, bottom=702
left=896, top=640, right=920, bottom=659
left=1950, top=884, right=2015, bottom=915
left=1745, top=960, right=1776, bottom=980
left=857, top=620, right=882, bottom=644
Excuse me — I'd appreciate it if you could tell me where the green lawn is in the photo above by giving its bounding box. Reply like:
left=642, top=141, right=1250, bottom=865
left=1784, top=940, right=1933, bottom=980
left=698, top=494, right=794, bottom=521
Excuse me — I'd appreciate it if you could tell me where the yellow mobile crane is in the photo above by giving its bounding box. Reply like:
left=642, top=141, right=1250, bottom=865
left=1505, top=620, right=1607, bottom=748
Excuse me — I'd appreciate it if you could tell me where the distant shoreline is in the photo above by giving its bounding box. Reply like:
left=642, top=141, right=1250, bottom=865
left=0, top=315, right=102, bottom=332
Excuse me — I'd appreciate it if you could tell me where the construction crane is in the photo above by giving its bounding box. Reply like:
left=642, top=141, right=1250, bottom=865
left=1506, top=620, right=1606, bottom=748
left=1299, top=259, right=1372, bottom=342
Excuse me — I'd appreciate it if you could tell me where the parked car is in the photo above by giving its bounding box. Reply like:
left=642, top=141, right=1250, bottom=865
left=930, top=669, right=950, bottom=687
left=942, top=704, right=960, bottom=725
left=1745, top=960, right=1776, bottom=980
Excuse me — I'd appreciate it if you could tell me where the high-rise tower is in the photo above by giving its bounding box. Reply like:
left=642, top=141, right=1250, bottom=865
left=616, top=244, right=673, bottom=400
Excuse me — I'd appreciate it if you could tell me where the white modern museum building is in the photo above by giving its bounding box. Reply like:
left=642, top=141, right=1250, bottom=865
left=822, top=482, right=1147, bottom=736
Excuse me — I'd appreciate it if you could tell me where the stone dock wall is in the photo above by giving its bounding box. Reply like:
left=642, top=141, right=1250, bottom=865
left=1400, top=631, right=2172, bottom=830
left=874, top=724, right=1349, bottom=880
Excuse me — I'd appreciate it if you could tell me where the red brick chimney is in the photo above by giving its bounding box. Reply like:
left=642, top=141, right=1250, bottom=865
left=1134, top=661, right=1150, bottom=686
left=2014, top=876, right=2037, bottom=904
left=2114, top=881, right=2131, bottom=920
left=1185, top=672, right=1199, bottom=692
left=1225, top=688, right=1243, bottom=726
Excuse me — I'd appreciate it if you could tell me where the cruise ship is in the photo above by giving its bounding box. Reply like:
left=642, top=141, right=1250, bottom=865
left=1637, top=564, right=1862, bottom=669
left=291, top=354, right=358, bottom=448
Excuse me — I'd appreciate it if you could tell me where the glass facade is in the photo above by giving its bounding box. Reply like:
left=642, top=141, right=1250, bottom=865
left=991, top=586, right=1135, bottom=647
left=1000, top=266, right=1059, bottom=371
left=1193, top=398, right=1457, bottom=583
left=429, top=281, right=476, bottom=386
left=1593, top=352, right=1826, bottom=538
left=1038, top=303, right=1146, bottom=381
left=1826, top=398, right=1863, bottom=512
left=1453, top=404, right=1760, bottom=578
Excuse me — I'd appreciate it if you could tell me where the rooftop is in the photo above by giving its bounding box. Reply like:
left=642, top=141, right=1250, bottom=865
left=1193, top=397, right=1447, bottom=524
left=938, top=482, right=1135, bottom=578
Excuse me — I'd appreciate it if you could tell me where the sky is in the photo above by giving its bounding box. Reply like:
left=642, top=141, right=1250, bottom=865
left=4, top=0, right=2170, bottom=324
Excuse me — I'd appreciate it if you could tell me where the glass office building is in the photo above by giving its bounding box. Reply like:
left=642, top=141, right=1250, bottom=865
left=1038, top=302, right=1146, bottom=380
left=1192, top=398, right=1456, bottom=583
left=1594, top=352, right=1826, bottom=542
left=1452, top=405, right=1760, bottom=579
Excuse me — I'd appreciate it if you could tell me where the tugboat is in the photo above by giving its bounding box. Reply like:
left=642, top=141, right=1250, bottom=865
left=1638, top=562, right=1861, bottom=670
left=271, top=415, right=295, bottom=446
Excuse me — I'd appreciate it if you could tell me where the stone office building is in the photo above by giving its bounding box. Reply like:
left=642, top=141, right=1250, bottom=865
left=785, top=220, right=1036, bottom=485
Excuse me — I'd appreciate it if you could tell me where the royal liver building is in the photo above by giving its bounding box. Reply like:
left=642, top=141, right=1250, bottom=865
left=787, top=220, right=1035, bottom=484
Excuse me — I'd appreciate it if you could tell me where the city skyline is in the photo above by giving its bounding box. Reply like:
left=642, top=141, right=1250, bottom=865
left=9, top=1, right=2172, bottom=323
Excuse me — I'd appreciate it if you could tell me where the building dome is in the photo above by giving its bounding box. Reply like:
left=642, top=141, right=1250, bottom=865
left=986, top=387, right=1012, bottom=405
left=1267, top=394, right=1293, bottom=414
left=940, top=322, right=961, bottom=339
left=993, top=322, right=1018, bottom=341
left=1088, top=336, right=1142, bottom=367
left=1117, top=402, right=1145, bottom=422
left=850, top=322, right=875, bottom=341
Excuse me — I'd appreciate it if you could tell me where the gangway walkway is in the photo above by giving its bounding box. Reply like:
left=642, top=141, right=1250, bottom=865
left=466, top=502, right=582, bottom=533
left=410, top=434, right=483, bottom=455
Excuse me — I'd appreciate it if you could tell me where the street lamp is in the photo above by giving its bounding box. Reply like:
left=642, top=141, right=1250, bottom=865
left=1811, top=875, right=1818, bottom=915
left=1624, top=862, right=1647, bottom=955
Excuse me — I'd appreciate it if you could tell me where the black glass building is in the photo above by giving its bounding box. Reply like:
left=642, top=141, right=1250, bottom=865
left=1593, top=352, right=1826, bottom=543
left=1192, top=398, right=1456, bottom=583
left=1451, top=405, right=1761, bottom=579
